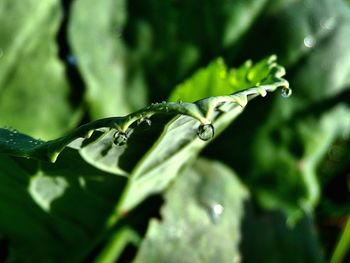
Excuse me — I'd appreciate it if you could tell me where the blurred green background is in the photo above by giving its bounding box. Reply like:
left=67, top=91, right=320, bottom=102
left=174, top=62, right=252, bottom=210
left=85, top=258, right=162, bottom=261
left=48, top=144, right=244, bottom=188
left=1, top=0, right=350, bottom=262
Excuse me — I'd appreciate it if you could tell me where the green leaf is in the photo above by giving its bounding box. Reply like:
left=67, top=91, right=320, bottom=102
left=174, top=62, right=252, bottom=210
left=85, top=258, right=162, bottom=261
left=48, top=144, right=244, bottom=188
left=69, top=0, right=141, bottom=118
left=133, top=158, right=248, bottom=263
left=0, top=55, right=289, bottom=221
left=0, top=0, right=78, bottom=139
left=169, top=56, right=284, bottom=102
left=0, top=150, right=126, bottom=262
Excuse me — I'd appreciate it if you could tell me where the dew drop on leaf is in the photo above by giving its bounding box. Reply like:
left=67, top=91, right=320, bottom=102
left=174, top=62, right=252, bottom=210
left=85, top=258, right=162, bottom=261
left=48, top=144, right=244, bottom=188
left=210, top=203, right=224, bottom=224
left=281, top=87, right=292, bottom=98
left=113, top=131, right=128, bottom=146
left=196, top=124, right=215, bottom=141
left=137, top=117, right=152, bottom=128
left=303, top=35, right=316, bottom=48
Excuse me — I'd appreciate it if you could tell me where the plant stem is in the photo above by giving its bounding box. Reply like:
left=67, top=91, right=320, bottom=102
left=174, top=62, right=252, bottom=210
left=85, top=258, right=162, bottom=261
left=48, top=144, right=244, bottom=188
left=330, top=217, right=350, bottom=263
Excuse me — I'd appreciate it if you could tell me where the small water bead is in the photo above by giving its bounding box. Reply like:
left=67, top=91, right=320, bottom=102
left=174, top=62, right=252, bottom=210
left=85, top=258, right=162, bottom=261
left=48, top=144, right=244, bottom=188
left=210, top=203, right=224, bottom=224
left=137, top=117, right=152, bottom=128
left=196, top=124, right=215, bottom=141
left=320, top=17, right=336, bottom=31
left=304, top=35, right=316, bottom=48
left=113, top=131, right=128, bottom=146
left=281, top=86, right=292, bottom=98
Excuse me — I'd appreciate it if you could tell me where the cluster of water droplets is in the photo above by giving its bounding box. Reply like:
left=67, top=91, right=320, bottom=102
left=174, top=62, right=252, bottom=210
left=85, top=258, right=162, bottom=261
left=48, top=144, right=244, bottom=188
left=137, top=116, right=152, bottom=128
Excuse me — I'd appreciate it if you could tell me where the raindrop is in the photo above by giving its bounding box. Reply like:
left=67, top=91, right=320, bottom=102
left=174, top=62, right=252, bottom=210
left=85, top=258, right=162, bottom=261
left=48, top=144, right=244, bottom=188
left=210, top=203, right=224, bottom=224
left=196, top=124, right=215, bottom=141
left=113, top=131, right=128, bottom=146
left=281, top=86, right=292, bottom=98
left=177, top=99, right=183, bottom=104
left=304, top=35, right=316, bottom=48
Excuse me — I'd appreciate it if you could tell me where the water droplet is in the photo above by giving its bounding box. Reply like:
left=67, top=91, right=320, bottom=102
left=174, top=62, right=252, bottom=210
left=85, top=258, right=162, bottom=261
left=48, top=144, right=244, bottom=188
left=197, top=124, right=214, bottom=141
left=161, top=101, right=167, bottom=105
left=281, top=87, right=292, bottom=98
left=320, top=17, right=336, bottom=31
left=210, top=203, right=224, bottom=224
left=304, top=35, right=316, bottom=48
left=177, top=99, right=183, bottom=104
left=113, top=131, right=128, bottom=146
left=137, top=117, right=152, bottom=128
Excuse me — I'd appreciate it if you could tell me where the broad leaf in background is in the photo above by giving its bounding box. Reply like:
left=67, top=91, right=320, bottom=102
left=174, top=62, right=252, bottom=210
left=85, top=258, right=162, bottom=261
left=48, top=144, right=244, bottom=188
left=240, top=0, right=350, bottom=103
left=0, top=0, right=77, bottom=139
left=133, top=158, right=248, bottom=263
left=0, top=149, right=126, bottom=262
left=69, top=0, right=146, bottom=118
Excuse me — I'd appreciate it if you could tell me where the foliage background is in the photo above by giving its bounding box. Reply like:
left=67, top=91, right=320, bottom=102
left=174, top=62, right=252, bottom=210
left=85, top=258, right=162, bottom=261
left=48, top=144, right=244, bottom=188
left=0, top=0, right=350, bottom=262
